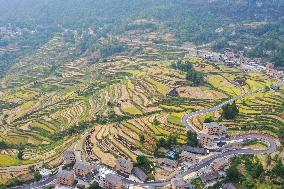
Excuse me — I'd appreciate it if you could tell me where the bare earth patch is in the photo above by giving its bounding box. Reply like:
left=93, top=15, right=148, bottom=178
left=177, top=87, right=227, bottom=99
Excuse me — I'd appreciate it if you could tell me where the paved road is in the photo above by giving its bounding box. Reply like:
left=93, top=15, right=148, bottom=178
left=13, top=82, right=283, bottom=189
left=182, top=82, right=284, bottom=133
left=129, top=134, right=278, bottom=188
left=130, top=83, right=283, bottom=188
left=12, top=175, right=56, bottom=189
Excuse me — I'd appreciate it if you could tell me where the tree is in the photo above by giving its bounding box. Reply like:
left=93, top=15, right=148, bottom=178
left=88, top=182, right=101, bottom=189
left=271, top=159, right=284, bottom=178
left=136, top=155, right=154, bottom=174
left=222, top=101, right=239, bottom=120
left=45, top=186, right=55, bottom=189
left=153, top=119, right=161, bottom=126
left=204, top=117, right=215, bottom=123
left=226, top=165, right=242, bottom=183
left=0, top=141, right=8, bottom=149
left=172, top=61, right=204, bottom=86
left=7, top=178, right=22, bottom=187
left=242, top=179, right=254, bottom=189
left=17, top=150, right=24, bottom=160
left=33, top=170, right=42, bottom=181
left=156, top=137, right=168, bottom=148
left=186, top=131, right=199, bottom=147
left=167, top=134, right=178, bottom=147
left=244, top=157, right=264, bottom=179
left=139, top=134, right=145, bottom=144
left=0, top=184, right=7, bottom=189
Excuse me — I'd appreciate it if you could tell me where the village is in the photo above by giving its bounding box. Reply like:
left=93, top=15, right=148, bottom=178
left=25, top=45, right=283, bottom=189
left=36, top=120, right=260, bottom=189
left=200, top=48, right=284, bottom=82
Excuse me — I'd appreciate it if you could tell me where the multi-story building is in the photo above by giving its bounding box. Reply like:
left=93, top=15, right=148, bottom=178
left=133, top=167, right=148, bottom=182
left=202, top=122, right=227, bottom=136
left=160, top=158, right=178, bottom=169
left=179, top=151, right=199, bottom=164
left=63, top=151, right=76, bottom=165
left=200, top=171, right=221, bottom=185
left=57, top=170, right=75, bottom=186
left=104, top=173, right=124, bottom=189
left=74, top=162, right=92, bottom=177
left=199, top=134, right=216, bottom=148
left=115, top=158, right=133, bottom=175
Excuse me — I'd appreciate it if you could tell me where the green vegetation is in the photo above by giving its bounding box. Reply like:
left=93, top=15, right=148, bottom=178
left=221, top=101, right=239, bottom=120
left=88, top=182, right=102, bottom=189
left=226, top=164, right=242, bottom=183
left=156, top=134, right=178, bottom=149
left=0, top=154, right=34, bottom=167
left=139, top=134, right=145, bottom=144
left=172, top=60, right=205, bottom=86
left=136, top=155, right=154, bottom=174
left=222, top=155, right=284, bottom=189
left=192, top=178, right=205, bottom=189
left=186, top=131, right=200, bottom=147
left=33, top=170, right=42, bottom=181
left=0, top=1, right=283, bottom=184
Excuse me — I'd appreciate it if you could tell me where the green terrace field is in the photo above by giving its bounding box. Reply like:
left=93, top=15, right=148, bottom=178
left=0, top=30, right=283, bottom=182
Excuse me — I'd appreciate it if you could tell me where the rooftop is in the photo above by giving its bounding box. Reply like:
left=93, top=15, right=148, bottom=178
left=64, top=151, right=75, bottom=159
left=161, top=158, right=178, bottom=167
left=105, top=173, right=123, bottom=185
left=184, top=146, right=208, bottom=155
left=74, top=162, right=91, bottom=170
left=117, top=158, right=133, bottom=167
left=199, top=133, right=217, bottom=140
left=167, top=151, right=176, bottom=158
left=57, top=170, right=74, bottom=180
left=180, top=151, right=198, bottom=158
left=200, top=171, right=220, bottom=184
left=133, top=167, right=148, bottom=181
left=204, top=122, right=227, bottom=130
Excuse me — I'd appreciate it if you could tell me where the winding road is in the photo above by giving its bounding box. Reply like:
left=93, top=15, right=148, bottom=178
left=12, top=82, right=283, bottom=189
left=131, top=83, right=283, bottom=188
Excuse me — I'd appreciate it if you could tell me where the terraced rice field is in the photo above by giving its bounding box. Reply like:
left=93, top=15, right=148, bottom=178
left=0, top=32, right=283, bottom=172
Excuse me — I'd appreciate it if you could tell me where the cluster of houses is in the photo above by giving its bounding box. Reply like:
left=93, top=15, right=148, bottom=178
left=197, top=157, right=235, bottom=188
left=55, top=122, right=236, bottom=188
left=57, top=151, right=151, bottom=189
left=57, top=151, right=126, bottom=188
left=56, top=150, right=209, bottom=189
left=198, top=122, right=228, bottom=149
left=0, top=23, right=34, bottom=40
left=221, top=49, right=284, bottom=81
left=200, top=48, right=284, bottom=81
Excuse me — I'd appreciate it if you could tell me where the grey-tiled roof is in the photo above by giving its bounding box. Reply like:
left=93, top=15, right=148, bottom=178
left=64, top=151, right=75, bottom=159
left=105, top=173, right=123, bottom=185
left=74, top=162, right=91, bottom=170
left=204, top=122, right=227, bottom=130
left=133, top=167, right=148, bottom=181
left=200, top=171, right=220, bottom=184
left=161, top=158, right=178, bottom=167
left=57, top=170, right=74, bottom=180
left=184, top=146, right=208, bottom=155
left=117, top=158, right=133, bottom=168
left=180, top=151, right=198, bottom=158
